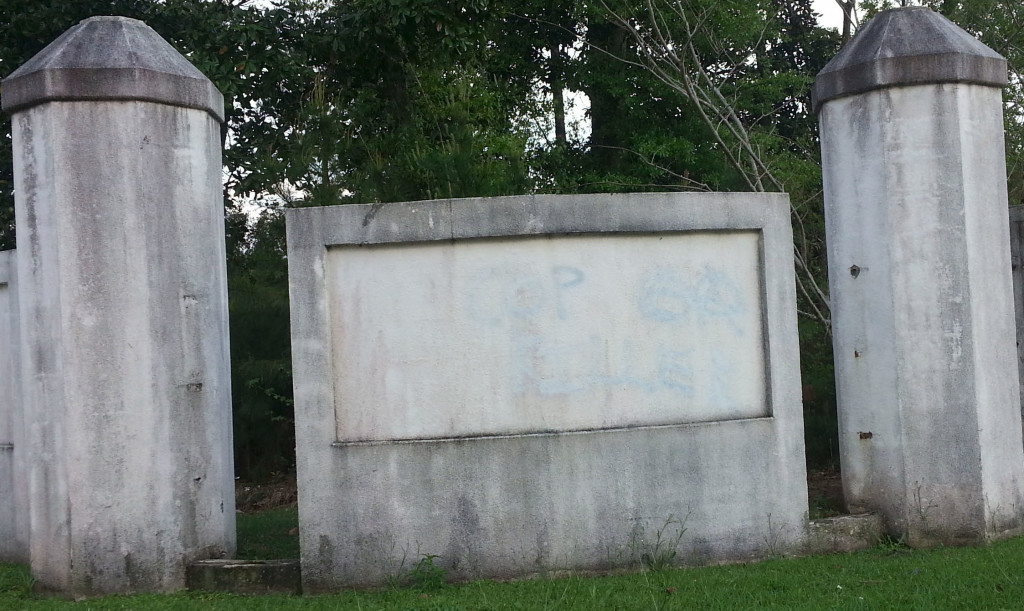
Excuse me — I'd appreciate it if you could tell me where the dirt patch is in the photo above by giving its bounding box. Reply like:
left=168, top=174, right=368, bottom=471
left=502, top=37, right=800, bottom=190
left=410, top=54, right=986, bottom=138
left=235, top=474, right=298, bottom=514
left=807, top=467, right=845, bottom=517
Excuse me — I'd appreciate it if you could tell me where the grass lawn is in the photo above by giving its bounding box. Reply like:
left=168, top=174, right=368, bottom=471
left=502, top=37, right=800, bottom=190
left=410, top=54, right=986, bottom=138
left=4, top=517, right=1024, bottom=609
left=236, top=508, right=300, bottom=560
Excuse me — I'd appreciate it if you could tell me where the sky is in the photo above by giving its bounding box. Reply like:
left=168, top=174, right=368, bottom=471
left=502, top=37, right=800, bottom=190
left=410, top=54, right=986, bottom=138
left=813, top=0, right=846, bottom=31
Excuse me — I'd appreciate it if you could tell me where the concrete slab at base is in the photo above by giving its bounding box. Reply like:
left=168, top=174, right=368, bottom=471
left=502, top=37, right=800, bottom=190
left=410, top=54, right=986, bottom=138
left=186, top=560, right=301, bottom=595
left=805, top=514, right=885, bottom=555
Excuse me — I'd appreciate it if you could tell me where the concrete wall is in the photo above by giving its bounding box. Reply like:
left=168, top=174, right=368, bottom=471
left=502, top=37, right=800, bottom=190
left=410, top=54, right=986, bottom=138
left=0, top=249, right=27, bottom=563
left=288, top=192, right=808, bottom=590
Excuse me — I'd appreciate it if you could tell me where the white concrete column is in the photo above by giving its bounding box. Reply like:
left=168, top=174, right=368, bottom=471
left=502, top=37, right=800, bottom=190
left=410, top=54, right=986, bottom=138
left=815, top=7, right=1024, bottom=545
left=0, top=249, right=28, bottom=564
left=1009, top=206, right=1024, bottom=421
left=1, top=16, right=235, bottom=596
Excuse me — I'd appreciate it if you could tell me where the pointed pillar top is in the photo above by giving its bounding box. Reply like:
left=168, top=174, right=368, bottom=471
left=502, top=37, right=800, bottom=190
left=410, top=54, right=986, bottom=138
left=1, top=16, right=223, bottom=122
left=813, top=6, right=1006, bottom=112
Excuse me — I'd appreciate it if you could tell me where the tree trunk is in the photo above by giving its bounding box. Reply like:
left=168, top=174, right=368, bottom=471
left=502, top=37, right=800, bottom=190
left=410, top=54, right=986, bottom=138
left=585, top=20, right=629, bottom=170
left=550, top=45, right=567, bottom=147
left=839, top=0, right=855, bottom=43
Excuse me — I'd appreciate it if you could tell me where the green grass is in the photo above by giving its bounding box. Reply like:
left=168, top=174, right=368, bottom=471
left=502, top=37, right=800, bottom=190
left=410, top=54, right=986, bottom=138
left=4, top=533, right=1024, bottom=608
left=236, top=508, right=300, bottom=560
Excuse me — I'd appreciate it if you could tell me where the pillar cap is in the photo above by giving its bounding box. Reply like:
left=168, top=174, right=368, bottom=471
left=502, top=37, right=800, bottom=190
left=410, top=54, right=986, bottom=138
left=812, top=6, right=1006, bottom=113
left=1, top=16, right=224, bottom=122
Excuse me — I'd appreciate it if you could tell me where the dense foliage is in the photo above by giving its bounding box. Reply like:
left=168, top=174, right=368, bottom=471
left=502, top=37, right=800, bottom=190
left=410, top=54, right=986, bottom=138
left=0, top=0, right=1017, bottom=478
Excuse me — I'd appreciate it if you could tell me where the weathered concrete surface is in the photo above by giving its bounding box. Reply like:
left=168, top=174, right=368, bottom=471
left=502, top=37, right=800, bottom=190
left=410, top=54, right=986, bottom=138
left=804, top=514, right=884, bottom=555
left=0, top=249, right=28, bottom=563
left=287, top=192, right=808, bottom=590
left=5, top=16, right=234, bottom=596
left=818, top=7, right=1024, bottom=546
left=1, top=16, right=223, bottom=121
left=1009, top=206, right=1024, bottom=422
left=327, top=232, right=767, bottom=441
left=186, top=560, right=301, bottom=595
left=812, top=6, right=1006, bottom=110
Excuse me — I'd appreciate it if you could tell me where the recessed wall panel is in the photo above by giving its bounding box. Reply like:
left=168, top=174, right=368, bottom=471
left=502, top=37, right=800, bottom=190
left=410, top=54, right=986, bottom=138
left=326, top=232, right=767, bottom=442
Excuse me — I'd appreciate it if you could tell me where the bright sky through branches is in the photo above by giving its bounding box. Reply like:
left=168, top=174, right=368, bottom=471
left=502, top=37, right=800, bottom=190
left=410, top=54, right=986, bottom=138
left=813, top=0, right=846, bottom=31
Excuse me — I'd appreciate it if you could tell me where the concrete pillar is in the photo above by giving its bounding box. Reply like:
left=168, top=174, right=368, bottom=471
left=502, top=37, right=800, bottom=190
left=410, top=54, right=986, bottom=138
left=1009, top=206, right=1024, bottom=420
left=815, top=6, right=1024, bottom=545
left=1, top=16, right=235, bottom=595
left=0, top=249, right=28, bottom=563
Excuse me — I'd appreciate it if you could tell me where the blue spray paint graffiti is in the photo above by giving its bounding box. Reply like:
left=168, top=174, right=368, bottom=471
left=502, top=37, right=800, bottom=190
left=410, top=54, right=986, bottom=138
left=638, top=265, right=746, bottom=331
left=466, top=261, right=751, bottom=405
left=467, top=265, right=586, bottom=326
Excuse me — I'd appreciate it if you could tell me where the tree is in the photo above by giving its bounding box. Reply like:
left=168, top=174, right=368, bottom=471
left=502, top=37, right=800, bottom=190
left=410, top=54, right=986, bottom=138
left=599, top=0, right=837, bottom=330
left=235, top=0, right=538, bottom=206
left=836, top=0, right=858, bottom=42
left=0, top=0, right=303, bottom=246
left=0, top=0, right=306, bottom=479
left=0, top=0, right=854, bottom=475
left=225, top=210, right=295, bottom=479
